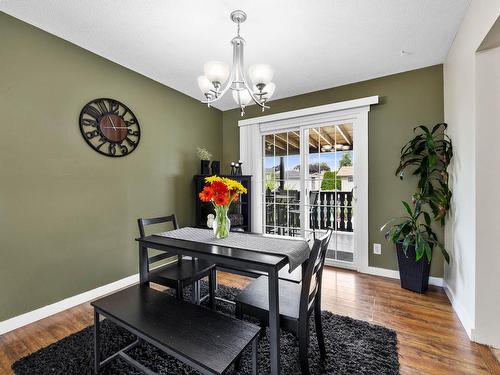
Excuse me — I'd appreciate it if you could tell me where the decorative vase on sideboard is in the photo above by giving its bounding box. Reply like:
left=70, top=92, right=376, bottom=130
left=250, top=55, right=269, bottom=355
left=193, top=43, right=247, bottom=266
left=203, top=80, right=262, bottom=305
left=200, top=160, right=211, bottom=175
left=211, top=161, right=220, bottom=175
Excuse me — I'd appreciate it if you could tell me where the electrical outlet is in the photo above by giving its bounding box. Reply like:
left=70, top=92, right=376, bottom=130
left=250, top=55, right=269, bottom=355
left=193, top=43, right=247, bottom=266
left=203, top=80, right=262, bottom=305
left=373, top=243, right=382, bottom=255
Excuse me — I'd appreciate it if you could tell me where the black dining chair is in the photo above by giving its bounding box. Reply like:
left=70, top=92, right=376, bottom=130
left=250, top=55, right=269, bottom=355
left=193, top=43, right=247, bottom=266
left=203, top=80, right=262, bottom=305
left=137, top=214, right=216, bottom=308
left=309, top=191, right=320, bottom=239
left=235, top=228, right=333, bottom=374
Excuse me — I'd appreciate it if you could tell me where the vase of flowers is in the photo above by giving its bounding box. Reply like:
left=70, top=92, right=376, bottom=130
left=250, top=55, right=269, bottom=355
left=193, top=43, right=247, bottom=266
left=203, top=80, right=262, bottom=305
left=198, top=176, right=247, bottom=238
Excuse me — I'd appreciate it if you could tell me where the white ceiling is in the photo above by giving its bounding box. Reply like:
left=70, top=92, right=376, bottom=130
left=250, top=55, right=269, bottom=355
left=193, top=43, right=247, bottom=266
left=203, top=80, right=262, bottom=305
left=0, top=0, right=470, bottom=110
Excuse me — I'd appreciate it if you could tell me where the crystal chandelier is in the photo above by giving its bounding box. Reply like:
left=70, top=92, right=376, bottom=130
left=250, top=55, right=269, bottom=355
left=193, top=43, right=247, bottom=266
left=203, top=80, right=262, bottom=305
left=197, top=10, right=275, bottom=116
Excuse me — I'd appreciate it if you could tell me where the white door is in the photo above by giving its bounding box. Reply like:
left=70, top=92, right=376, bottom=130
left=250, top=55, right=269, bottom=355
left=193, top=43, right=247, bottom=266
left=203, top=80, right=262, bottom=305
left=239, top=97, right=376, bottom=272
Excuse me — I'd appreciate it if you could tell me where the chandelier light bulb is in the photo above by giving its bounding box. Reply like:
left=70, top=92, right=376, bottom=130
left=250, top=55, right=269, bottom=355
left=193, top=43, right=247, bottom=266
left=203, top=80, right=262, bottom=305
left=249, top=64, right=274, bottom=86
left=253, top=82, right=276, bottom=104
left=232, top=89, right=252, bottom=106
left=197, top=75, right=214, bottom=94
left=263, top=82, right=276, bottom=99
left=203, top=61, right=230, bottom=87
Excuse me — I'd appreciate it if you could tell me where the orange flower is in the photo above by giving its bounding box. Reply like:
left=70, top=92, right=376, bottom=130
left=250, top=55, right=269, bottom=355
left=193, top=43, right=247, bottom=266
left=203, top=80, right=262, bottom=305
left=232, top=193, right=239, bottom=202
left=199, top=186, right=214, bottom=202
left=214, top=193, right=229, bottom=206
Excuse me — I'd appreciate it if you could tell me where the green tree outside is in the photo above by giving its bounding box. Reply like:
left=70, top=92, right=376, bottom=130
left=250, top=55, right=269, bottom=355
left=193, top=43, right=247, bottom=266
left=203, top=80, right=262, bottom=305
left=339, top=152, right=352, bottom=167
left=294, top=162, right=331, bottom=174
left=321, top=171, right=341, bottom=190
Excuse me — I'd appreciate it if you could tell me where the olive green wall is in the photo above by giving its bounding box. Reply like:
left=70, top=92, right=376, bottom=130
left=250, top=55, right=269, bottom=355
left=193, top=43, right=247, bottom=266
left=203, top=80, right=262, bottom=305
left=222, top=65, right=445, bottom=277
left=0, top=13, right=222, bottom=321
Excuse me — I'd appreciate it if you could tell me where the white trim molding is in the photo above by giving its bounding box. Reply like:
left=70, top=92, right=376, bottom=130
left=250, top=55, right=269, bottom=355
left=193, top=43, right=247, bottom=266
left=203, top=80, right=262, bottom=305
left=0, top=273, right=139, bottom=335
left=359, top=265, right=444, bottom=287
left=238, top=96, right=379, bottom=127
left=443, top=280, right=474, bottom=339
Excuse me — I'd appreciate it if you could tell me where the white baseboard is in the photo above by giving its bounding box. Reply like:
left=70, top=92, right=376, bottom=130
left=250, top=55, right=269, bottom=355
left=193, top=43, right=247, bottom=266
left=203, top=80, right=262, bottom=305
left=359, top=265, right=444, bottom=287
left=443, top=281, right=474, bottom=339
left=0, top=273, right=139, bottom=336
left=324, top=258, right=357, bottom=270
left=471, top=328, right=500, bottom=349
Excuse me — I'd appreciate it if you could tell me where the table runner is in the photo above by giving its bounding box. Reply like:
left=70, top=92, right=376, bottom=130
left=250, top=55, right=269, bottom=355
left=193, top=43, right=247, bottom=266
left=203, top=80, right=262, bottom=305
left=155, top=227, right=310, bottom=272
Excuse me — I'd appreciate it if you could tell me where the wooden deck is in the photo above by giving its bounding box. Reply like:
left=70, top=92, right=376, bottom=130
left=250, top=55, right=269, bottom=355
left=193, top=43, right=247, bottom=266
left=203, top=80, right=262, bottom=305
left=0, top=267, right=498, bottom=374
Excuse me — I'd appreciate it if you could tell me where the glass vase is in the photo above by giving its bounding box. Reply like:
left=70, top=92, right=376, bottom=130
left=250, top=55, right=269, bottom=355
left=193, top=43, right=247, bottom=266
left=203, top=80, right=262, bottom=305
left=213, top=205, right=231, bottom=239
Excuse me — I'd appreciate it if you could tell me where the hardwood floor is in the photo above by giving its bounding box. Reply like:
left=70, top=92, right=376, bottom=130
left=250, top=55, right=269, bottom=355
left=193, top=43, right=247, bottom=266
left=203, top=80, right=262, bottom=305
left=0, top=267, right=498, bottom=374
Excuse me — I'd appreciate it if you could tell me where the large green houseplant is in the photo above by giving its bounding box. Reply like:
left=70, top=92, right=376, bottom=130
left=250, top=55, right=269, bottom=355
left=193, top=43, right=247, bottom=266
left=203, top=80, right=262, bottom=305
left=382, top=123, right=452, bottom=292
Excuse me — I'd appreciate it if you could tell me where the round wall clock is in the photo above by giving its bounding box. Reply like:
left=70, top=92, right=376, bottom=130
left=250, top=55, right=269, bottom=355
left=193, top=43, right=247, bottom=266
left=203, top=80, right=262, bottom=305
left=79, top=98, right=140, bottom=157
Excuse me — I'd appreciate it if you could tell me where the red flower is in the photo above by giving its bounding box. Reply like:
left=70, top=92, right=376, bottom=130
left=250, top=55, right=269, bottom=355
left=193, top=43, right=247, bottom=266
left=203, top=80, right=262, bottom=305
left=199, top=186, right=214, bottom=202
left=211, top=181, right=228, bottom=195
left=214, top=193, right=229, bottom=206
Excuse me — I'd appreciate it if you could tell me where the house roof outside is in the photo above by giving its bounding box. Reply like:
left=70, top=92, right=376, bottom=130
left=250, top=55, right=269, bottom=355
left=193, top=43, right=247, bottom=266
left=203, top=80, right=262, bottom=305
left=337, top=166, right=353, bottom=177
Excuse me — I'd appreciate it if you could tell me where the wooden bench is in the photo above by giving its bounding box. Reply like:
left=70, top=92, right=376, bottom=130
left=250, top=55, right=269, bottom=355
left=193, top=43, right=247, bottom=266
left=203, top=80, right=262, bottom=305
left=91, top=285, right=260, bottom=375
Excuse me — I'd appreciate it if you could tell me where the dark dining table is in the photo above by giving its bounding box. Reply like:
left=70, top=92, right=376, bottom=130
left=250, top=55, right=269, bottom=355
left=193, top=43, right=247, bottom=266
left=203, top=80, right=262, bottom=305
left=136, top=229, right=308, bottom=375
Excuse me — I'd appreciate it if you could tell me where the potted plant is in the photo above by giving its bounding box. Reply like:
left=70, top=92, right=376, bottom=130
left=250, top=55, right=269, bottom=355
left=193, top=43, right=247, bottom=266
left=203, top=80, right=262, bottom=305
left=197, top=147, right=213, bottom=175
left=382, top=196, right=447, bottom=292
left=382, top=123, right=452, bottom=293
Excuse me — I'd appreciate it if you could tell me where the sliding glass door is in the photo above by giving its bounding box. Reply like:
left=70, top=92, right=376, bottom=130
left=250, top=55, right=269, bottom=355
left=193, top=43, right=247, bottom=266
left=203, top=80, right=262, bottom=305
left=262, top=122, right=356, bottom=268
left=263, top=130, right=302, bottom=237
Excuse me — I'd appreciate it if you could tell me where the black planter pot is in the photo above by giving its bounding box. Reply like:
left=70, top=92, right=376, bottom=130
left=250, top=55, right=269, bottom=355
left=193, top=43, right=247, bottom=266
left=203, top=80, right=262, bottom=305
left=200, top=160, right=211, bottom=175
left=395, top=241, right=432, bottom=293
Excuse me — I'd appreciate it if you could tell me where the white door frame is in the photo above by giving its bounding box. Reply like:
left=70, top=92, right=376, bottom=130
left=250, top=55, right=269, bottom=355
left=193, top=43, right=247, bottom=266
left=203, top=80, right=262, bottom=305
left=239, top=96, right=378, bottom=272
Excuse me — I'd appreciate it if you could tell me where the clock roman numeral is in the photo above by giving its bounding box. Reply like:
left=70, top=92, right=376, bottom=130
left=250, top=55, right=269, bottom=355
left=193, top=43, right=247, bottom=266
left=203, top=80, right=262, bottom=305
left=81, top=118, right=98, bottom=127
left=128, top=129, right=140, bottom=136
left=95, top=137, right=107, bottom=150
left=85, top=130, right=99, bottom=139
left=109, top=100, right=120, bottom=114
left=96, top=99, right=108, bottom=114
left=82, top=105, right=102, bottom=120
left=125, top=137, right=137, bottom=147
left=120, top=107, right=130, bottom=118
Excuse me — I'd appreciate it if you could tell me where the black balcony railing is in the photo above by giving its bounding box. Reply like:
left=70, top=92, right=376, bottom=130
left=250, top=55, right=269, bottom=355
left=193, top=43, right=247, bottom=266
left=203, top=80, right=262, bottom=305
left=313, top=190, right=353, bottom=232
left=265, top=190, right=353, bottom=235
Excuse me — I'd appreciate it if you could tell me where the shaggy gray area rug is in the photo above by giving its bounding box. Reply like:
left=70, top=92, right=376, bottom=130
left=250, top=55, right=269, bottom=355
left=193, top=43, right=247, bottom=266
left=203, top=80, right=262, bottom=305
left=12, top=283, right=399, bottom=374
